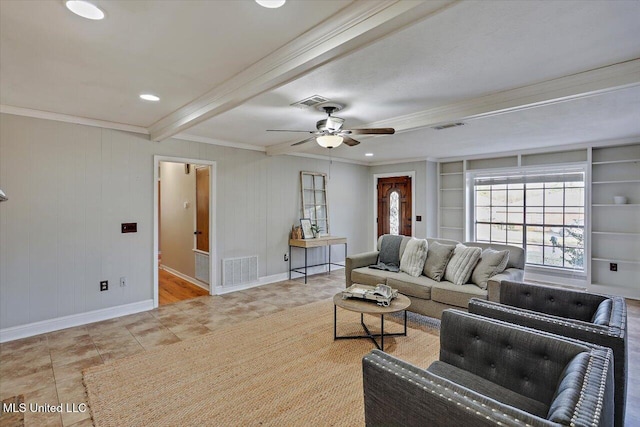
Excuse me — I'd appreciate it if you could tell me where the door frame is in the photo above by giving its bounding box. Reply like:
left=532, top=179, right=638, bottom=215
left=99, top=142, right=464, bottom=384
left=153, top=155, right=217, bottom=308
left=372, top=171, right=416, bottom=249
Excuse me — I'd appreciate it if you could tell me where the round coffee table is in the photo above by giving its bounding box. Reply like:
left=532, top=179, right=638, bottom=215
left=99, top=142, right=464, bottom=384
left=333, top=292, right=411, bottom=351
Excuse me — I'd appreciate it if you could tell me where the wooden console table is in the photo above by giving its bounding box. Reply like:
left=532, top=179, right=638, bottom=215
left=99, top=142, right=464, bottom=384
left=289, top=236, right=347, bottom=284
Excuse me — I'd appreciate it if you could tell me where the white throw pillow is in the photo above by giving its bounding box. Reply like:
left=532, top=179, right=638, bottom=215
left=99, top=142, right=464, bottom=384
left=444, top=244, right=482, bottom=286
left=399, top=238, right=429, bottom=277
left=471, top=248, right=510, bottom=290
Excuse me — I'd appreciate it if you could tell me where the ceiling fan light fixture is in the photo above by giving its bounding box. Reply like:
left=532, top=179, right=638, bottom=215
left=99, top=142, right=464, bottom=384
left=65, top=1, right=105, bottom=20
left=316, top=135, right=343, bottom=149
left=255, top=0, right=286, bottom=8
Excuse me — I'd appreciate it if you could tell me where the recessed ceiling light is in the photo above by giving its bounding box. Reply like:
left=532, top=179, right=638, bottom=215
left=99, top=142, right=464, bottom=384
left=255, top=0, right=286, bottom=8
left=140, top=94, right=160, bottom=102
left=365, top=153, right=374, bottom=157
left=65, top=1, right=105, bottom=20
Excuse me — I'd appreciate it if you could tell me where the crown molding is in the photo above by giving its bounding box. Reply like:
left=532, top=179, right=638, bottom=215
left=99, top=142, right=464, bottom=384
left=172, top=133, right=266, bottom=152
left=148, top=0, right=456, bottom=142
left=0, top=105, right=149, bottom=135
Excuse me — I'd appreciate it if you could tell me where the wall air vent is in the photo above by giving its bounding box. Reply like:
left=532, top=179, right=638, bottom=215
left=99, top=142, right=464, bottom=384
left=222, top=255, right=258, bottom=286
left=290, top=95, right=330, bottom=109
left=433, top=122, right=465, bottom=130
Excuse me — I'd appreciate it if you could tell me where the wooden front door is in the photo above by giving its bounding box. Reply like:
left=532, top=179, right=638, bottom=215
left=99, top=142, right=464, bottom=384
left=195, top=167, right=210, bottom=252
left=377, top=176, right=412, bottom=237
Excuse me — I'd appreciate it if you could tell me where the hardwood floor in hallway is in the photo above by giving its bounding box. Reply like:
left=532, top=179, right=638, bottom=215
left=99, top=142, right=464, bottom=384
left=158, top=268, right=209, bottom=305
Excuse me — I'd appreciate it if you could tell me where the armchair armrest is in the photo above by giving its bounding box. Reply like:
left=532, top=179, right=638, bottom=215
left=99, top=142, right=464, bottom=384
left=487, top=268, right=524, bottom=302
left=345, top=251, right=379, bottom=287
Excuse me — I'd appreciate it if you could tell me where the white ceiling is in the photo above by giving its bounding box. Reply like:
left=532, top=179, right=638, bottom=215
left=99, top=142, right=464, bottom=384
left=1, top=0, right=639, bottom=163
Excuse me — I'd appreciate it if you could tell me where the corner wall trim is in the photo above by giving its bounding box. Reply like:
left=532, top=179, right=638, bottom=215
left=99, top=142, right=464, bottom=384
left=0, top=300, right=154, bottom=343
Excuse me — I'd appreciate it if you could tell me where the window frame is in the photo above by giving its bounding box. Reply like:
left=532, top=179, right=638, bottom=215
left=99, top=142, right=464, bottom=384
left=467, top=164, right=589, bottom=276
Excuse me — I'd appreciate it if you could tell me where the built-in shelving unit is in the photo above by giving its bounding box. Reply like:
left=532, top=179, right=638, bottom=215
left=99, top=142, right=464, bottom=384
left=589, top=144, right=640, bottom=298
left=438, top=161, right=464, bottom=241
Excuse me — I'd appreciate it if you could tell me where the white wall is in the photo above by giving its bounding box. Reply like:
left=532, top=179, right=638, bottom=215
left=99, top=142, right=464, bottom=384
left=0, top=113, right=370, bottom=330
left=159, top=161, right=196, bottom=279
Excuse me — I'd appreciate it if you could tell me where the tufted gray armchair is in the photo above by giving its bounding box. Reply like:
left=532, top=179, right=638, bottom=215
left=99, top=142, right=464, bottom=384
left=362, top=310, right=614, bottom=426
left=468, top=280, right=627, bottom=426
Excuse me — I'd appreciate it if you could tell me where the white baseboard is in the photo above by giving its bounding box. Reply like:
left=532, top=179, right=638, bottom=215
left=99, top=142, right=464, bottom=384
left=214, top=272, right=288, bottom=295
left=0, top=299, right=154, bottom=343
left=160, top=265, right=210, bottom=291
left=213, top=264, right=344, bottom=295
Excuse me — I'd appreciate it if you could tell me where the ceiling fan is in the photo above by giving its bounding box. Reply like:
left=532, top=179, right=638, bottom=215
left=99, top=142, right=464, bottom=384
left=267, top=103, right=395, bottom=148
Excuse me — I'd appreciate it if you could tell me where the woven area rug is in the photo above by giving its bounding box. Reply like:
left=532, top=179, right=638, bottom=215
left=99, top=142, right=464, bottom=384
left=0, top=395, right=25, bottom=427
left=83, top=299, right=440, bottom=426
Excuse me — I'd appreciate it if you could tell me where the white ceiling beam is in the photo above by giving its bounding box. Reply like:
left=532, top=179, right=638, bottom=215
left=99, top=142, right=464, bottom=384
left=148, top=0, right=456, bottom=142
left=266, top=58, right=640, bottom=156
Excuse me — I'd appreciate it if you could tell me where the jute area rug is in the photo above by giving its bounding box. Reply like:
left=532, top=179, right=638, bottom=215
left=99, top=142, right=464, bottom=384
left=83, top=299, right=441, bottom=426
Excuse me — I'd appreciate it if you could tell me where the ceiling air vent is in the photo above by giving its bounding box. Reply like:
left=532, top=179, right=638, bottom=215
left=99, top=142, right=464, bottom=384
left=290, top=95, right=330, bottom=109
left=433, top=122, right=465, bottom=130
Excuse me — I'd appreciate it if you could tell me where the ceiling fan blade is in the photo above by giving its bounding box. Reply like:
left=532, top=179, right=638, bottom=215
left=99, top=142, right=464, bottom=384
left=342, top=136, right=360, bottom=147
left=267, top=129, right=315, bottom=133
left=291, top=136, right=317, bottom=146
left=348, top=128, right=395, bottom=135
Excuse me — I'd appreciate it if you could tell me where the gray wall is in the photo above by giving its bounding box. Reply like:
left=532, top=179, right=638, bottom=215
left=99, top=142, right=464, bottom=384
left=0, top=113, right=370, bottom=330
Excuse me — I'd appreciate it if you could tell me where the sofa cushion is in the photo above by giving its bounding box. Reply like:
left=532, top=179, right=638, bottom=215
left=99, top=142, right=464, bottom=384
left=423, top=241, right=455, bottom=281
left=431, top=281, right=487, bottom=308
left=470, top=248, right=510, bottom=290
left=444, top=245, right=482, bottom=286
left=386, top=274, right=436, bottom=300
left=351, top=267, right=402, bottom=287
left=400, top=238, right=428, bottom=277
left=427, top=361, right=549, bottom=418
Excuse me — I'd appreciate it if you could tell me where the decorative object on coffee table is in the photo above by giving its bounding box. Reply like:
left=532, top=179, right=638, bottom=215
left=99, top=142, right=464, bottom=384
left=333, top=291, right=411, bottom=351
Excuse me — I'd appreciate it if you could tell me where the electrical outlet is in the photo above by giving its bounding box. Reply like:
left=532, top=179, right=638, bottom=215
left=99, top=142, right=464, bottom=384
left=610, top=263, right=618, bottom=272
left=100, top=280, right=108, bottom=291
left=284, top=253, right=289, bottom=262
left=120, top=276, right=127, bottom=287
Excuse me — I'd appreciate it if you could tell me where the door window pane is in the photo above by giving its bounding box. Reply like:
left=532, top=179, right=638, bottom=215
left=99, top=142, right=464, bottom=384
left=389, top=191, right=399, bottom=235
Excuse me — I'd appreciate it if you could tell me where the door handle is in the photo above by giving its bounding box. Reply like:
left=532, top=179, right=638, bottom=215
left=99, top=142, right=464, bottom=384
left=194, top=231, right=202, bottom=235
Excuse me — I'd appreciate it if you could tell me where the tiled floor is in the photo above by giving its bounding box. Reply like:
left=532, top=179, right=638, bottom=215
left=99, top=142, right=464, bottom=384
left=0, top=271, right=639, bottom=426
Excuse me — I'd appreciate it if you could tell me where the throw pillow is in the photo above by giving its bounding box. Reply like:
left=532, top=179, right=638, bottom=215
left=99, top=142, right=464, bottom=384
left=399, top=238, right=429, bottom=277
left=444, top=244, right=482, bottom=286
left=423, top=241, right=456, bottom=281
left=470, top=248, right=510, bottom=290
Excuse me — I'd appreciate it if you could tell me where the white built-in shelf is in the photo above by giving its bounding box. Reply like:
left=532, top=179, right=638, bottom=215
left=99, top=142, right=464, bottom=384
left=440, top=188, right=463, bottom=191
left=440, top=226, right=463, bottom=230
left=592, top=204, right=640, bottom=207
left=592, top=180, right=640, bottom=185
left=441, top=207, right=463, bottom=210
left=592, top=231, right=640, bottom=236
left=592, top=258, right=640, bottom=265
left=592, top=159, right=640, bottom=165
left=440, top=172, right=464, bottom=176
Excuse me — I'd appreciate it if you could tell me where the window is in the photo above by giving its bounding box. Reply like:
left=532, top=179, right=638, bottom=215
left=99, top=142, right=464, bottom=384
left=473, top=170, right=585, bottom=271
left=389, top=191, right=399, bottom=235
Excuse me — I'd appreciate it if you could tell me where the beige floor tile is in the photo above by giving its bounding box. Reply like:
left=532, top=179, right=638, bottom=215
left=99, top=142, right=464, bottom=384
left=0, top=367, right=56, bottom=401
left=52, top=355, right=103, bottom=383
left=55, top=377, right=91, bottom=426
left=22, top=383, right=62, bottom=427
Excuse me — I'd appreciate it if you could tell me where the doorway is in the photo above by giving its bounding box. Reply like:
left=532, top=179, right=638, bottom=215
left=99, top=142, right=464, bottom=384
left=154, top=156, right=216, bottom=308
left=375, top=174, right=414, bottom=240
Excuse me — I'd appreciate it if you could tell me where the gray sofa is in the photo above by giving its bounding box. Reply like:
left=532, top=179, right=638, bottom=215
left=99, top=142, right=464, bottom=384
left=469, top=281, right=627, bottom=427
left=363, top=310, right=615, bottom=426
left=345, top=236, right=525, bottom=319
